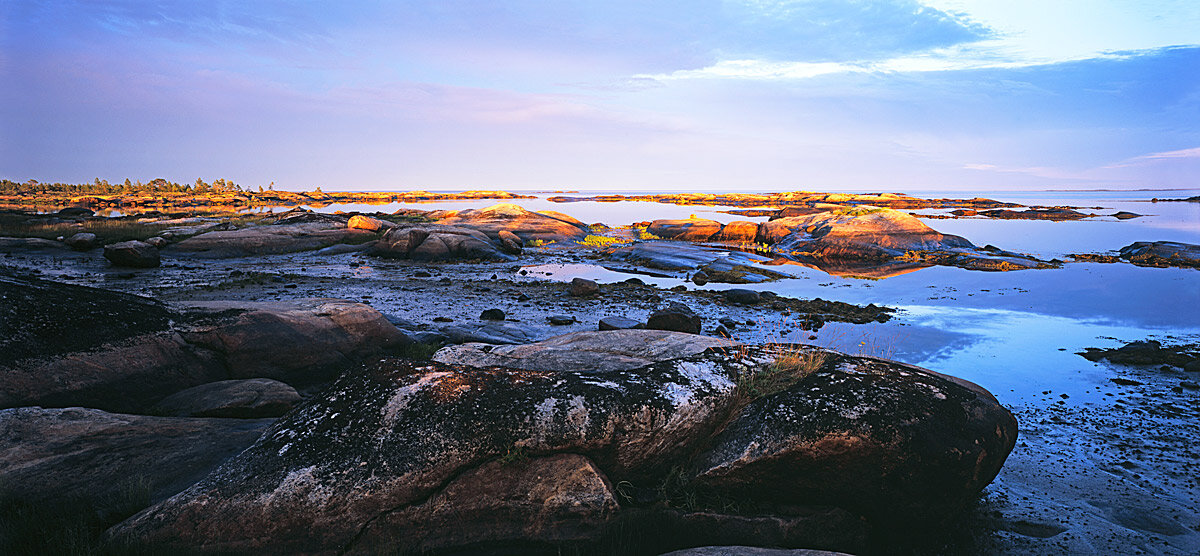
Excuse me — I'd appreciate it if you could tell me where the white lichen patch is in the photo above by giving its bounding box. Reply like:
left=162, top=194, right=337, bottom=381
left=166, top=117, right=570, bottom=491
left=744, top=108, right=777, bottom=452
left=260, top=465, right=334, bottom=507
left=380, top=371, right=452, bottom=429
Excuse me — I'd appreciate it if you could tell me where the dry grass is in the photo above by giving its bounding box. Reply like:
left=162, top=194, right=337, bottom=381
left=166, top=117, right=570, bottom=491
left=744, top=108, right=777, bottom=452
left=577, top=234, right=629, bottom=248
left=733, top=345, right=829, bottom=401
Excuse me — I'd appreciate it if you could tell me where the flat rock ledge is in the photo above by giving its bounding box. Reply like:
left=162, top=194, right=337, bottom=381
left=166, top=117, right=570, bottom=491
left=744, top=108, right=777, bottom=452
left=108, top=330, right=1017, bottom=555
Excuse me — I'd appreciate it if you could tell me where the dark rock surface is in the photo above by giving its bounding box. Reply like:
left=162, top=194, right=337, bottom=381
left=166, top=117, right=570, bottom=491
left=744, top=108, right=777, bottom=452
left=0, top=407, right=272, bottom=509
left=438, top=321, right=536, bottom=344
left=570, top=277, right=600, bottom=296
left=64, top=232, right=98, bottom=250
left=109, top=334, right=1015, bottom=555
left=1118, top=241, right=1200, bottom=269
left=149, top=378, right=302, bottom=418
left=104, top=240, right=160, bottom=268
left=647, top=302, right=703, bottom=334
left=368, top=224, right=516, bottom=262
left=0, top=272, right=408, bottom=413
left=480, top=308, right=506, bottom=320
left=1079, top=340, right=1199, bottom=369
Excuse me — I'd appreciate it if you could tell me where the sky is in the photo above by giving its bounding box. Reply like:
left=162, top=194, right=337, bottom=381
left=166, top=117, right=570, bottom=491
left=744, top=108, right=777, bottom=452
left=1, top=0, right=1199, bottom=192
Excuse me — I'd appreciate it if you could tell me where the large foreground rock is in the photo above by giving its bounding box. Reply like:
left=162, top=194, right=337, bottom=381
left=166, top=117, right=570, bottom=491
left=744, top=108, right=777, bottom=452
left=171, top=222, right=377, bottom=258
left=1118, top=241, right=1200, bottom=268
left=0, top=272, right=408, bottom=413
left=110, top=331, right=1016, bottom=555
left=0, top=407, right=272, bottom=511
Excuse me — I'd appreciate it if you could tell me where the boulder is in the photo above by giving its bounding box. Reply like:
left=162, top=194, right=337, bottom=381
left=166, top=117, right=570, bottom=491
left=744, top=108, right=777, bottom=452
left=0, top=407, right=272, bottom=511
left=64, top=232, right=98, bottom=250
left=599, top=316, right=643, bottom=331
left=347, top=215, right=392, bottom=232
left=715, top=221, right=762, bottom=243
left=369, top=224, right=516, bottom=262
left=172, top=222, right=376, bottom=258
left=647, top=303, right=702, bottom=334
left=149, top=378, right=302, bottom=418
left=722, top=289, right=761, bottom=305
left=570, top=277, right=600, bottom=296
left=480, top=308, right=506, bottom=321
left=548, top=314, right=577, bottom=325
left=144, top=236, right=168, bottom=248
left=648, top=218, right=723, bottom=241
left=691, top=354, right=1018, bottom=529
left=109, top=338, right=1016, bottom=554
left=692, top=271, right=710, bottom=285
left=432, top=329, right=734, bottom=372
left=1118, top=241, right=1200, bottom=269
left=104, top=240, right=160, bottom=268
left=498, top=230, right=524, bottom=254
left=437, top=203, right=589, bottom=243
left=0, top=273, right=408, bottom=413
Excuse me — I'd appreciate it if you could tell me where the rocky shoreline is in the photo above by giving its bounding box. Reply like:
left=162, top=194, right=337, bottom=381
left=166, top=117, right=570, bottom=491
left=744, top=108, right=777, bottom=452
left=1, top=196, right=1197, bottom=554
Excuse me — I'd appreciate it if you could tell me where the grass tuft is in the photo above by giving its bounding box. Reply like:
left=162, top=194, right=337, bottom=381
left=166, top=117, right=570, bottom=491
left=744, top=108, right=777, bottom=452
left=734, top=345, right=829, bottom=401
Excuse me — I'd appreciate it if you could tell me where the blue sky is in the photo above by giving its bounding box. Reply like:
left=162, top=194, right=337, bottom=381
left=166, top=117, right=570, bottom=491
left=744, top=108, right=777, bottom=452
left=2, top=0, right=1198, bottom=191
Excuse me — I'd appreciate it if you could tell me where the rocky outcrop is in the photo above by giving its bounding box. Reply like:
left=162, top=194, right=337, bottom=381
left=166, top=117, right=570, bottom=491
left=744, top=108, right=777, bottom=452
left=109, top=331, right=1016, bottom=555
left=104, top=240, right=160, bottom=267
left=1118, top=241, right=1200, bottom=269
left=368, top=224, right=516, bottom=262
left=648, top=218, right=724, bottom=241
left=609, top=242, right=788, bottom=283
left=761, top=207, right=1053, bottom=271
left=437, top=203, right=589, bottom=243
left=0, top=407, right=272, bottom=510
left=0, top=237, right=69, bottom=251
left=149, top=379, right=302, bottom=418
left=0, top=272, right=408, bottom=413
left=715, top=221, right=761, bottom=242
left=171, top=222, right=377, bottom=258
left=432, top=329, right=734, bottom=372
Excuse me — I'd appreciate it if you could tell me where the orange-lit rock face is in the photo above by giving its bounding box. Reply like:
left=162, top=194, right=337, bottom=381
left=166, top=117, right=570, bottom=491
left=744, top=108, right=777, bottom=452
left=714, top=220, right=761, bottom=243
left=647, top=218, right=722, bottom=241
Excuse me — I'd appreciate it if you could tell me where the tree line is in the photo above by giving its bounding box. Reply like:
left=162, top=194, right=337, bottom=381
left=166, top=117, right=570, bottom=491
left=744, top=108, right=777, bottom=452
left=0, top=177, right=266, bottom=196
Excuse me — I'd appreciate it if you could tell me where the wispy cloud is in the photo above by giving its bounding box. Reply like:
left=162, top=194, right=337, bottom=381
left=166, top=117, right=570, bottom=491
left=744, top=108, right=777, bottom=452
left=1105, top=146, right=1200, bottom=168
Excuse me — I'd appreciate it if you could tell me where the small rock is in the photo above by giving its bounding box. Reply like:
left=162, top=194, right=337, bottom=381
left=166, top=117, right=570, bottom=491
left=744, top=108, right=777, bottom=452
left=145, top=236, right=168, bottom=248
left=64, top=232, right=98, bottom=250
left=719, top=317, right=740, bottom=328
left=57, top=206, right=94, bottom=217
left=1180, top=381, right=1199, bottom=390
left=413, top=270, right=432, bottom=277
left=714, top=325, right=731, bottom=338
left=623, top=277, right=645, bottom=285
left=671, top=285, right=688, bottom=292
left=598, top=316, right=642, bottom=331
left=497, top=230, right=523, bottom=254
left=480, top=308, right=505, bottom=321
left=433, top=316, right=454, bottom=323
left=104, top=240, right=160, bottom=268
left=692, top=271, right=709, bottom=286
left=547, top=315, right=576, bottom=325
left=723, top=288, right=761, bottom=304
left=516, top=293, right=531, bottom=302
left=646, top=303, right=702, bottom=334
left=440, top=277, right=451, bottom=283
left=569, top=277, right=600, bottom=297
